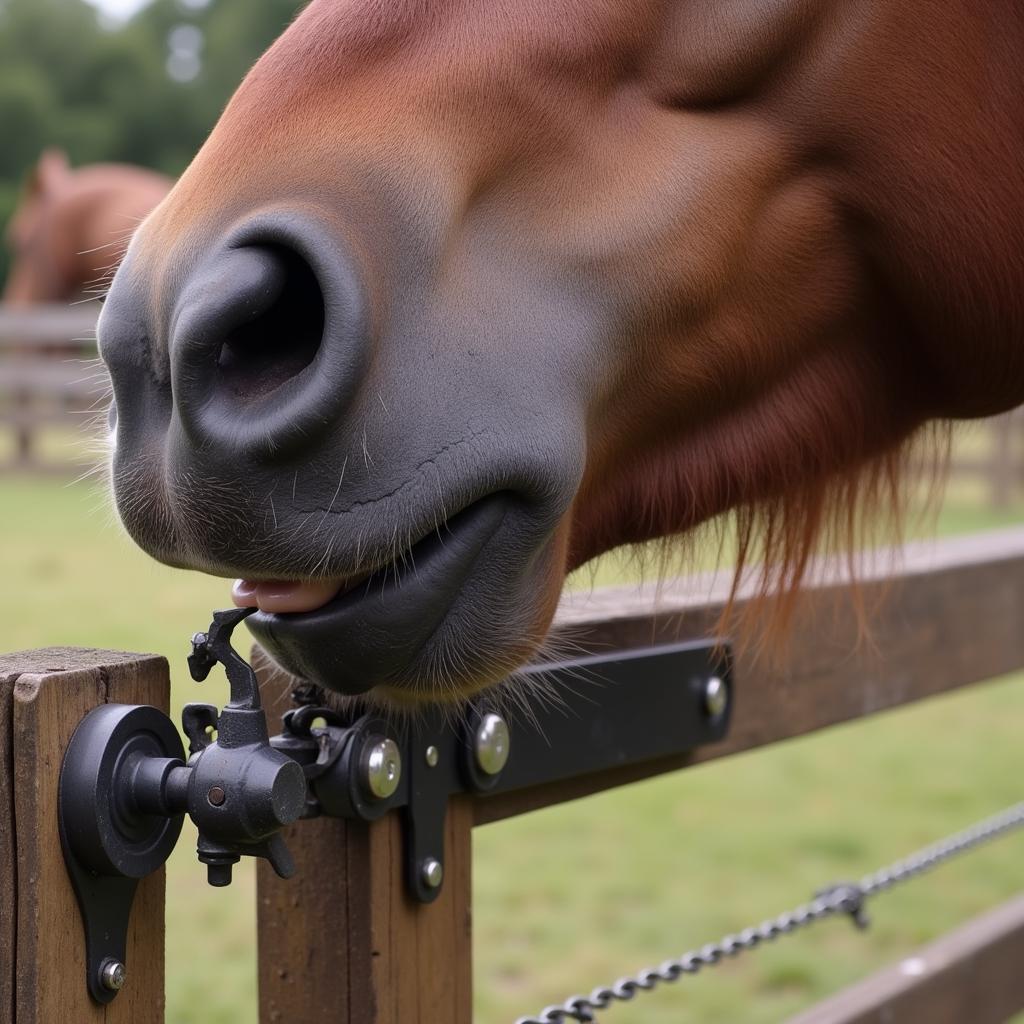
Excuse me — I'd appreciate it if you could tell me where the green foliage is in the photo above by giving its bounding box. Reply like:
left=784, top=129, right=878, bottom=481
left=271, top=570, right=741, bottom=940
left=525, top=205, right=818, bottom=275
left=0, top=0, right=306, bottom=283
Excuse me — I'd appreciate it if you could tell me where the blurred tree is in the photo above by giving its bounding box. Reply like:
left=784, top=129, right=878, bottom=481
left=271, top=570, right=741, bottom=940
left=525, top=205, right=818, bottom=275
left=0, top=0, right=305, bottom=285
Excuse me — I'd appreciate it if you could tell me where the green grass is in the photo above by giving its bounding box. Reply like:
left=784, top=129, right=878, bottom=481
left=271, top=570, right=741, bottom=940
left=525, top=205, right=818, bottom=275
left=2, top=471, right=1024, bottom=1023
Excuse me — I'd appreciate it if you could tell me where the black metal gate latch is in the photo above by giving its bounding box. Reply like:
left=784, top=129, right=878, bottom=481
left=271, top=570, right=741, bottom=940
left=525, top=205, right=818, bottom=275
left=58, top=607, right=306, bottom=1003
left=59, top=608, right=733, bottom=1003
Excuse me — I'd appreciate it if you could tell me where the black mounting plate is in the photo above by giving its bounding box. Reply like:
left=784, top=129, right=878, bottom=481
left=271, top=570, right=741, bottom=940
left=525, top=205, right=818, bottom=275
left=58, top=703, right=185, bottom=1002
left=305, top=638, right=733, bottom=902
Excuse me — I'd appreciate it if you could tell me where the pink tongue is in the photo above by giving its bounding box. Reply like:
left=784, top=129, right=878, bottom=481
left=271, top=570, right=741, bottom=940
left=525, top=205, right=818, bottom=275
left=232, top=578, right=342, bottom=614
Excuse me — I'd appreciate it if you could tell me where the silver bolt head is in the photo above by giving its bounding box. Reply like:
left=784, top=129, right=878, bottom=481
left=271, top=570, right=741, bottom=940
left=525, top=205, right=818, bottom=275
left=704, top=676, right=728, bottom=718
left=424, top=745, right=440, bottom=768
left=364, top=737, right=402, bottom=799
left=421, top=857, right=444, bottom=889
left=474, top=713, right=511, bottom=776
left=100, top=959, right=126, bottom=992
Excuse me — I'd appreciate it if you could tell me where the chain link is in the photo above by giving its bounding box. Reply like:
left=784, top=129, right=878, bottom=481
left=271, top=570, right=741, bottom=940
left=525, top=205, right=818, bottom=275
left=514, top=800, right=1024, bottom=1024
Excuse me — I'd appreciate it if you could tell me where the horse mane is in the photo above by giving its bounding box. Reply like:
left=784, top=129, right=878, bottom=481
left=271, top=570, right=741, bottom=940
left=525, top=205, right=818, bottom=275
left=717, top=422, right=952, bottom=657
left=620, top=421, right=954, bottom=661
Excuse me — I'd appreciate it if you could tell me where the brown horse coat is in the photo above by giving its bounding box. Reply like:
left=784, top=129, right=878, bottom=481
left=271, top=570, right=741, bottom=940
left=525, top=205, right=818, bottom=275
left=4, top=150, right=170, bottom=305
left=99, top=0, right=1024, bottom=702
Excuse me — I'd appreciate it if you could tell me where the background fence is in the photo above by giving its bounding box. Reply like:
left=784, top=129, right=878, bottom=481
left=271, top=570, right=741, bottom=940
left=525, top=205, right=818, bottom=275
left=0, top=303, right=104, bottom=473
left=2, top=304, right=1023, bottom=506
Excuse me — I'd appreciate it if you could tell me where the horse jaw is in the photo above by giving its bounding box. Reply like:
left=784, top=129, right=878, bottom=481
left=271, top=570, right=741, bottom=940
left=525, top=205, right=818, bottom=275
left=99, top=0, right=1024, bottom=702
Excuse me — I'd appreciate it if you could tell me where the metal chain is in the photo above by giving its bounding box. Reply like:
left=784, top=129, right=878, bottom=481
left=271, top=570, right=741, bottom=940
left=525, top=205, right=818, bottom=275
left=514, top=800, right=1024, bottom=1024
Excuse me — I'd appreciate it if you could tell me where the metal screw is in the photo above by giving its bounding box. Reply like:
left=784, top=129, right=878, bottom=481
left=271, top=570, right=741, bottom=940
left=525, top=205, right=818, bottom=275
left=421, top=857, right=444, bottom=889
left=207, top=785, right=226, bottom=806
left=424, top=745, right=439, bottom=768
left=703, top=676, right=728, bottom=718
left=474, top=713, right=510, bottom=776
left=364, top=737, right=402, bottom=799
left=99, top=958, right=126, bottom=992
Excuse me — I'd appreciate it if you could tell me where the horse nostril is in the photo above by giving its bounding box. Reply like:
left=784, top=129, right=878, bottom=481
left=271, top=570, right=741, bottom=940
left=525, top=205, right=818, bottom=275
left=170, top=220, right=367, bottom=461
left=215, top=246, right=324, bottom=400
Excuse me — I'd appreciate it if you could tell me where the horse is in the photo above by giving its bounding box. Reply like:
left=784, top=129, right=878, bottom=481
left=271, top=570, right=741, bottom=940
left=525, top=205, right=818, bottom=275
left=98, top=0, right=1024, bottom=706
left=3, top=150, right=171, bottom=305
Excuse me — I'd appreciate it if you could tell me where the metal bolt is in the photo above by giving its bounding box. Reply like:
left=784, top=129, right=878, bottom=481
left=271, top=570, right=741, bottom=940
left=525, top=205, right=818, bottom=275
left=207, top=785, right=226, bottom=806
left=474, top=713, right=510, bottom=776
left=703, top=676, right=728, bottom=718
left=424, top=745, right=439, bottom=768
left=201, top=852, right=238, bottom=888
left=99, top=958, right=126, bottom=992
left=364, top=737, right=402, bottom=799
left=421, top=857, right=444, bottom=889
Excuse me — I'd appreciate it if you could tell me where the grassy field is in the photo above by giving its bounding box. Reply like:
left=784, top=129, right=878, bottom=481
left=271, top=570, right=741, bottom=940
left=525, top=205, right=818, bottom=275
left=3, top=465, right=1024, bottom=1024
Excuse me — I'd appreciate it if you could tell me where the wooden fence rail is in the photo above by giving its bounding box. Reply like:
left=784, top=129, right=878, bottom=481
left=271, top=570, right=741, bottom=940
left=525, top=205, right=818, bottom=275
left=788, top=893, right=1024, bottom=1024
left=3, top=530, right=1024, bottom=1022
left=0, top=306, right=102, bottom=347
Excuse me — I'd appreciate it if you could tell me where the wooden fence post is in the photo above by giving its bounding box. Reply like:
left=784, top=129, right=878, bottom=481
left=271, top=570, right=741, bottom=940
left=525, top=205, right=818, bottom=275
left=0, top=647, right=170, bottom=1024
left=13, top=384, right=32, bottom=467
left=990, top=413, right=1014, bottom=508
left=254, top=650, right=473, bottom=1024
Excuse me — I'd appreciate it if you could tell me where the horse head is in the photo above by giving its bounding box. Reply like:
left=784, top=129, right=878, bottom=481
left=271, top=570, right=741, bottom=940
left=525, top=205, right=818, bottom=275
left=3, top=150, right=170, bottom=305
left=4, top=149, right=75, bottom=304
left=99, top=0, right=1024, bottom=704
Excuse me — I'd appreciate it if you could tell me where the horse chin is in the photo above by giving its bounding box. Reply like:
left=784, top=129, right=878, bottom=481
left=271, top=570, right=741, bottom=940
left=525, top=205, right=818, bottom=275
left=243, top=494, right=566, bottom=703
left=111, top=458, right=570, bottom=704
left=248, top=573, right=557, bottom=706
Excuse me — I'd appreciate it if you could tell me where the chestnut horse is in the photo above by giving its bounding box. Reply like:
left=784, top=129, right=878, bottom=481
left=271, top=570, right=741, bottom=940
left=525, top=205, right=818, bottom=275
left=99, top=0, right=1024, bottom=705
left=3, top=150, right=170, bottom=305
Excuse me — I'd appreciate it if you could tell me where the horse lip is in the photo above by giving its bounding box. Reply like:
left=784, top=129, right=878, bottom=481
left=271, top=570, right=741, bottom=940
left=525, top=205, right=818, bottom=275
left=246, top=493, right=509, bottom=695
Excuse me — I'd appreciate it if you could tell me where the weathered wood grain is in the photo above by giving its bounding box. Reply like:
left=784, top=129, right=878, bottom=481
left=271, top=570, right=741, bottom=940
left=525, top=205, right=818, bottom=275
left=787, top=893, right=1024, bottom=1024
left=256, top=657, right=473, bottom=1024
left=0, top=647, right=168, bottom=1024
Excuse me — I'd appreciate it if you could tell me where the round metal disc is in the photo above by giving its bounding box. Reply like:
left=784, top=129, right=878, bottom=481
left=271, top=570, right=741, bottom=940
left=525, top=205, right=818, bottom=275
left=59, top=703, right=186, bottom=878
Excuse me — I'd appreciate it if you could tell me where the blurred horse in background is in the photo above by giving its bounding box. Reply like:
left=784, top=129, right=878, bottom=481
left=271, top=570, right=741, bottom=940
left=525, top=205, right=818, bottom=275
left=1, top=151, right=170, bottom=467
left=3, top=149, right=170, bottom=306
